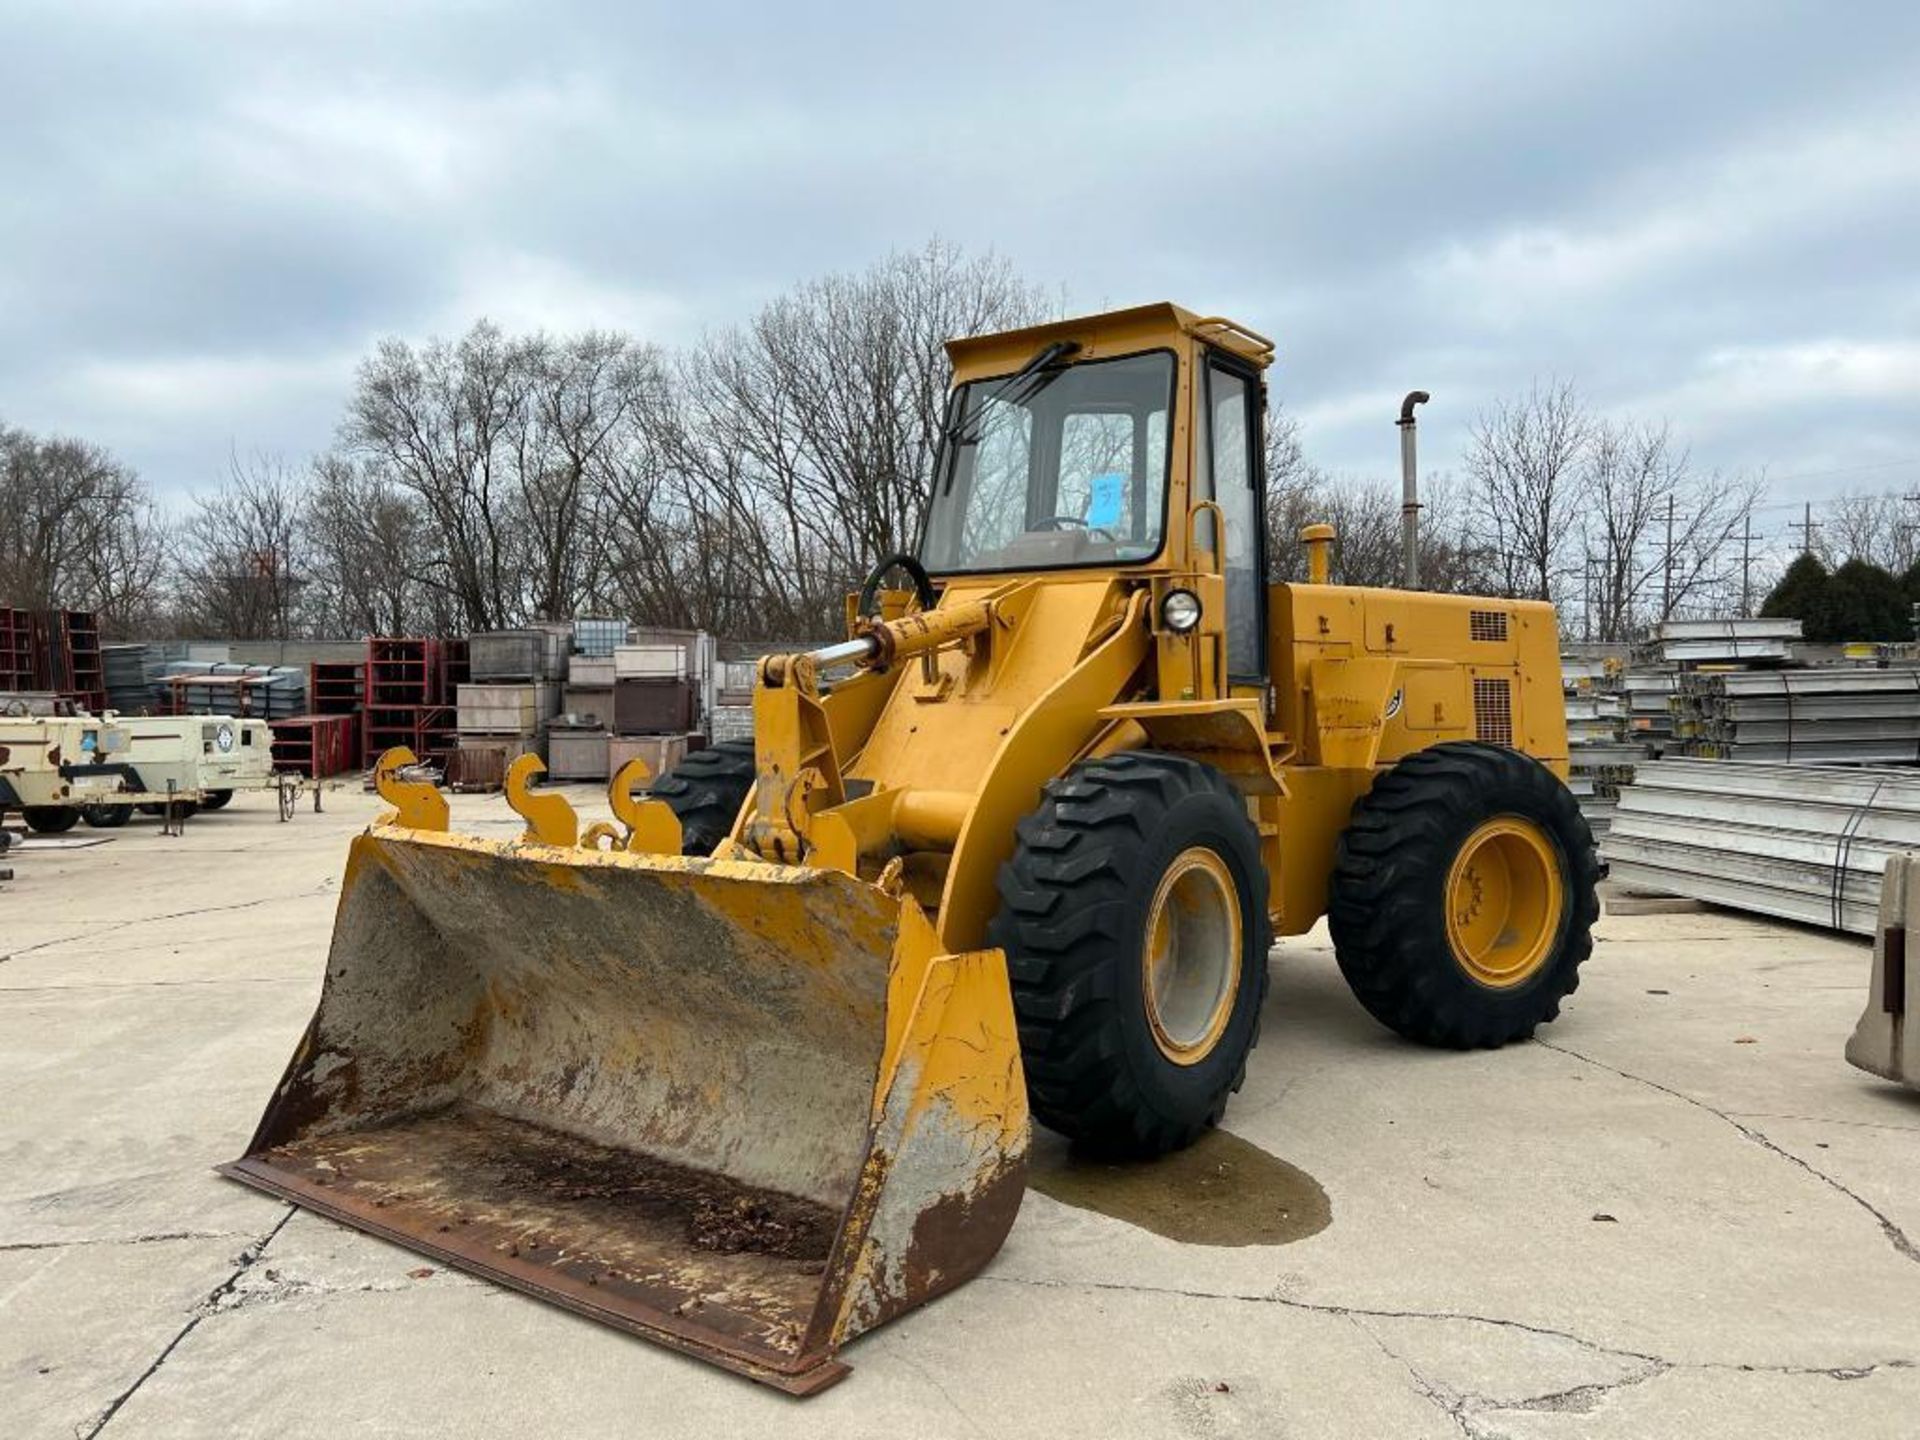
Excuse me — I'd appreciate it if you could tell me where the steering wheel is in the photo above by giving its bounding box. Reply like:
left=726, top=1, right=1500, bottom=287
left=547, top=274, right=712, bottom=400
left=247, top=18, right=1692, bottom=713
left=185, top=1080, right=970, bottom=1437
left=1032, top=515, right=1118, bottom=542
left=857, top=551, right=938, bottom=619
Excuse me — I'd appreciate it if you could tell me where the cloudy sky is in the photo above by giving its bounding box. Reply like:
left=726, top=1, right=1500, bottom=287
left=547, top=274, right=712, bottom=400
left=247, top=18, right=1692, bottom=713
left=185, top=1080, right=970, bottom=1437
left=5, top=2, right=1916, bottom=553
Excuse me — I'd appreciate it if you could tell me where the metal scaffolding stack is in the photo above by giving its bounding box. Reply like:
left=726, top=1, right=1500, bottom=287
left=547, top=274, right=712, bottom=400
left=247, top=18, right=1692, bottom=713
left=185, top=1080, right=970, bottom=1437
left=1604, top=759, right=1920, bottom=935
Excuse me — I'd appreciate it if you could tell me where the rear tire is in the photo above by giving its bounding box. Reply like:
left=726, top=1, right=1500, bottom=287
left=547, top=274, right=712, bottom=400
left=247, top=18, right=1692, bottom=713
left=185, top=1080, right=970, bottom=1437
left=1328, top=742, right=1599, bottom=1048
left=649, top=741, right=756, bottom=856
left=990, top=753, right=1271, bottom=1157
left=23, top=806, right=80, bottom=834
left=81, top=804, right=132, bottom=828
left=200, top=789, right=233, bottom=811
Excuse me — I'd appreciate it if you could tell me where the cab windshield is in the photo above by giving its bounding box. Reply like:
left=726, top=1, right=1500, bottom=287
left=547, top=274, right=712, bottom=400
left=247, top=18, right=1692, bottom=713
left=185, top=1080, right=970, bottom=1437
left=921, top=350, right=1174, bottom=573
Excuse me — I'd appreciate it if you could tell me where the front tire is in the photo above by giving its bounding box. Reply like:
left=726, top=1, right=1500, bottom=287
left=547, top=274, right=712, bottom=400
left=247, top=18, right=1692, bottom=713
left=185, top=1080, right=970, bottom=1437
left=200, top=789, right=233, bottom=811
left=1329, top=742, right=1599, bottom=1048
left=648, top=741, right=756, bottom=856
left=81, top=804, right=132, bottom=828
left=990, top=753, right=1272, bottom=1157
left=23, top=806, right=80, bottom=834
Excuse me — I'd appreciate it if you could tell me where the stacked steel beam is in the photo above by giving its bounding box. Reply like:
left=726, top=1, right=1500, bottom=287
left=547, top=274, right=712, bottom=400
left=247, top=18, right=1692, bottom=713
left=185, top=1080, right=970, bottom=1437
left=1604, top=758, right=1920, bottom=935
left=1669, top=667, right=1920, bottom=763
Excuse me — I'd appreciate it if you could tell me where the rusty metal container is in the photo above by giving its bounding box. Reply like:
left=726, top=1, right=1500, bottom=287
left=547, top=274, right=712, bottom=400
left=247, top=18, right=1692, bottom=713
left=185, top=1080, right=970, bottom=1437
left=613, top=679, right=695, bottom=735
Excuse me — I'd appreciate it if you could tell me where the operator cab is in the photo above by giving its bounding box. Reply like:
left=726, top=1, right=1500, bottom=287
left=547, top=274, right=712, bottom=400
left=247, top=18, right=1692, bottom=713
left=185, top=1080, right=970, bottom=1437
left=920, top=303, right=1269, bottom=680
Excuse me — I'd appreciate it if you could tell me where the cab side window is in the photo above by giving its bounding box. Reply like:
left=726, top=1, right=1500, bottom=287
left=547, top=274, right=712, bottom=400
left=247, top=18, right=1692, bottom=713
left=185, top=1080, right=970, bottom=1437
left=1199, top=360, right=1265, bottom=678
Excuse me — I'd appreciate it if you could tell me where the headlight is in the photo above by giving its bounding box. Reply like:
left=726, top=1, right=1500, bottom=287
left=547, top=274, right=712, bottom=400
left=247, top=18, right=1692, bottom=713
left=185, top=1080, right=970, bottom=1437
left=1161, top=589, right=1202, bottom=634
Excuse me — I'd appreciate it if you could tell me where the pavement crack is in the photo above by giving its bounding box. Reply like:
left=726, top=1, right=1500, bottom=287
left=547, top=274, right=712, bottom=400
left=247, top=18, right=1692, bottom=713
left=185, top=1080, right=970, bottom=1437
left=1535, top=1038, right=1920, bottom=1267
left=1488, top=1361, right=1671, bottom=1416
left=981, top=1273, right=1667, bottom=1368
left=75, top=1206, right=294, bottom=1439
left=3, top=976, right=304, bottom=993
left=0, top=1230, right=245, bottom=1253
left=9, top=886, right=333, bottom=963
left=984, top=1274, right=1918, bottom=1395
left=1349, top=1316, right=1482, bottom=1437
left=1726, top=1109, right=1920, bottom=1135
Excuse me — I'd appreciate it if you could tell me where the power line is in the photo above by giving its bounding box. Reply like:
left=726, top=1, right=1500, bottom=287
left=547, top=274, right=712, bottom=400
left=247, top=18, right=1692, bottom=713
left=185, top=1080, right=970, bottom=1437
left=1743, top=483, right=1920, bottom=516
left=1757, top=456, right=1920, bottom=487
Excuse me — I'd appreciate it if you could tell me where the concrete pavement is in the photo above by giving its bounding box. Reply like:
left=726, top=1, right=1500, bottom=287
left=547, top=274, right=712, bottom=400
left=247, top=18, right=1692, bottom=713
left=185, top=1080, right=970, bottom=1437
left=3, top=786, right=1916, bottom=1438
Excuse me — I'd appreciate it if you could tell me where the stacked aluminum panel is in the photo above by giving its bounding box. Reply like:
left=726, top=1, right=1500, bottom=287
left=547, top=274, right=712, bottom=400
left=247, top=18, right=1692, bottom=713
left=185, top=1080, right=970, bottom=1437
left=1604, top=759, right=1920, bottom=935
left=160, top=662, right=307, bottom=719
left=103, top=644, right=154, bottom=713
left=1669, top=667, right=1920, bottom=763
left=1655, top=616, right=1802, bottom=665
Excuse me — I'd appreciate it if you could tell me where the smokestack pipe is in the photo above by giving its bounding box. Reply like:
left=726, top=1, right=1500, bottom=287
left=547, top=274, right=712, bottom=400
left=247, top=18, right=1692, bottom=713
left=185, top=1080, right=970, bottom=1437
left=1398, top=390, right=1430, bottom=588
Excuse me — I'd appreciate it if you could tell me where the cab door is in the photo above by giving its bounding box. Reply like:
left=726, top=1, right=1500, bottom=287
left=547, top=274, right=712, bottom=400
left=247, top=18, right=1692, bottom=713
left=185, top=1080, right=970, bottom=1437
left=1194, top=353, right=1268, bottom=680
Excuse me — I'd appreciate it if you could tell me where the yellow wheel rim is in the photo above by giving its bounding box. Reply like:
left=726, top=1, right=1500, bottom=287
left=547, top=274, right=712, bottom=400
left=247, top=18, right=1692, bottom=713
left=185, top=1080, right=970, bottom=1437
left=1143, top=847, right=1242, bottom=1065
left=1445, top=816, right=1565, bottom=988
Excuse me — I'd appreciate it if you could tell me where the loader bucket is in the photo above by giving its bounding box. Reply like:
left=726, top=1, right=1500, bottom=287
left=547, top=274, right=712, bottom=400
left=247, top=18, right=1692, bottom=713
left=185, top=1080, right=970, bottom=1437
left=220, top=824, right=1029, bottom=1395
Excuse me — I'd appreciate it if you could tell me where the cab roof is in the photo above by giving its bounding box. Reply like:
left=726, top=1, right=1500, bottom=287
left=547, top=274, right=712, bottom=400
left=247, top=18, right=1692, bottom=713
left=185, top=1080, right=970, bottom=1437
left=944, top=302, right=1275, bottom=383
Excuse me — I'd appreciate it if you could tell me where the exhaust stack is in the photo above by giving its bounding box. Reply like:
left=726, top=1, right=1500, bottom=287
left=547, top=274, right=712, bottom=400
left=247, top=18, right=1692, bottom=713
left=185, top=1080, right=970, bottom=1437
left=1399, top=390, right=1430, bottom=588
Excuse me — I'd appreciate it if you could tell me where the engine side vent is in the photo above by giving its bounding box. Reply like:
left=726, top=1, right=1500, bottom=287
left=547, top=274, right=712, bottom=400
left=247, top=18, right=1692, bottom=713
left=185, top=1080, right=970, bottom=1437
left=1469, top=608, right=1509, bottom=642
left=1473, top=677, right=1514, bottom=746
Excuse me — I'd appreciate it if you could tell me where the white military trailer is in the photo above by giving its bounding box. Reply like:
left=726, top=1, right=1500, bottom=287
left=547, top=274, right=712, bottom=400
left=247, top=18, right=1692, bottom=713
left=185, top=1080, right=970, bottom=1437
left=0, top=713, right=277, bottom=831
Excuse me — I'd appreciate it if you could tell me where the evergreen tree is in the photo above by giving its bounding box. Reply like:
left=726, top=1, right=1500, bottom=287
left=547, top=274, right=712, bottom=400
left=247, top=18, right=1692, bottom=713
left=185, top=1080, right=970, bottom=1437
left=1760, top=552, right=1831, bottom=635
left=1824, top=559, right=1912, bottom=642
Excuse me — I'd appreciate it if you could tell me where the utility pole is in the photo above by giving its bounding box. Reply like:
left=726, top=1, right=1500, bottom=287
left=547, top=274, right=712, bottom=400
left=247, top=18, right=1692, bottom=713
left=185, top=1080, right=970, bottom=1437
left=1790, top=501, right=1818, bottom=555
left=1662, top=494, right=1675, bottom=621
left=1740, top=508, right=1753, bottom=617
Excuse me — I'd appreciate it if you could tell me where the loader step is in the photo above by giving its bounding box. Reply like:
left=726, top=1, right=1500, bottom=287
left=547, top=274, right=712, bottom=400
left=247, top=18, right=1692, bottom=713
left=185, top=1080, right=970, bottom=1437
left=222, top=1106, right=851, bottom=1393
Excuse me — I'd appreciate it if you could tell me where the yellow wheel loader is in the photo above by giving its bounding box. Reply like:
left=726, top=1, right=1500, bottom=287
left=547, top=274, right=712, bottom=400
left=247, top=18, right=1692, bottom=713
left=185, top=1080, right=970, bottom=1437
left=224, top=302, right=1599, bottom=1394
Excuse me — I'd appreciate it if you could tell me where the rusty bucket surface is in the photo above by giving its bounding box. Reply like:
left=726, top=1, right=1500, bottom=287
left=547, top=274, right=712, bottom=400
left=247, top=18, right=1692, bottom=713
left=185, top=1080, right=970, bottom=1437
left=221, top=824, right=1029, bottom=1394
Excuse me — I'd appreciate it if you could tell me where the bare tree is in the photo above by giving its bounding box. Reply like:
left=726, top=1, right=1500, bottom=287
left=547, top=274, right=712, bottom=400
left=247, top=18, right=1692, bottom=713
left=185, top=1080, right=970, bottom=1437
left=1818, top=491, right=1920, bottom=574
left=1262, top=402, right=1487, bottom=590
left=1464, top=380, right=1591, bottom=602
left=176, top=453, right=308, bottom=640
left=0, top=424, right=163, bottom=623
left=344, top=322, right=532, bottom=630
left=1579, top=420, right=1763, bottom=638
left=664, top=240, right=1052, bottom=635
left=303, top=455, right=454, bottom=636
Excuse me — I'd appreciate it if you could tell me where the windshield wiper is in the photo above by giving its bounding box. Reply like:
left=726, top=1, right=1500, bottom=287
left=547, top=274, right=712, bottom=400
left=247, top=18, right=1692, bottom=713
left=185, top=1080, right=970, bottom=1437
left=944, top=340, right=1081, bottom=456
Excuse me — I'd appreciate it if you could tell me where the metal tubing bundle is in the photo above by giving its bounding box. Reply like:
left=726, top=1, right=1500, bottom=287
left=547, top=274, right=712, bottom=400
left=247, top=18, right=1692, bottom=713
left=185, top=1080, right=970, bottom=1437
left=1604, top=758, right=1920, bottom=934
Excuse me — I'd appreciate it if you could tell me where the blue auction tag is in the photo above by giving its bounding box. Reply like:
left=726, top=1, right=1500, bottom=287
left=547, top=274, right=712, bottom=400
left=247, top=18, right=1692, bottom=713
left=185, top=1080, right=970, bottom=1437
left=1087, top=472, right=1125, bottom=529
